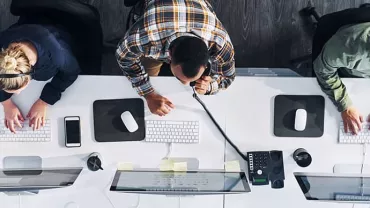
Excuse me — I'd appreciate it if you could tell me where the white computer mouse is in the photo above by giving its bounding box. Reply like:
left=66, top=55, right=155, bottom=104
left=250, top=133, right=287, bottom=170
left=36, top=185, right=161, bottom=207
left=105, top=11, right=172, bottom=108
left=294, top=109, right=307, bottom=131
left=121, top=111, right=139, bottom=133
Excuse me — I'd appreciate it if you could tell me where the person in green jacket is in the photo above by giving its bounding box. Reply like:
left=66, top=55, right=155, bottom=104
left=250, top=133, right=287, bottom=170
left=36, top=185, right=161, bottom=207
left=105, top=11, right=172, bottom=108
left=314, top=22, right=370, bottom=135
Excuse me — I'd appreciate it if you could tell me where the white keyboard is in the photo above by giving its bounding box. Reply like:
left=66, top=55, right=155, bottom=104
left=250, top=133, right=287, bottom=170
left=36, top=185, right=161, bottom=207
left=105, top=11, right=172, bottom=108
left=335, top=194, right=370, bottom=201
left=339, top=122, right=370, bottom=144
left=0, top=119, right=51, bottom=142
left=145, top=120, right=199, bottom=143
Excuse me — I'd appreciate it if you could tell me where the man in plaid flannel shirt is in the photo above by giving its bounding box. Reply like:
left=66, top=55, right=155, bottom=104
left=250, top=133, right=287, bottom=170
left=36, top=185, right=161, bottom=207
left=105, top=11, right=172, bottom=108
left=116, top=0, right=235, bottom=116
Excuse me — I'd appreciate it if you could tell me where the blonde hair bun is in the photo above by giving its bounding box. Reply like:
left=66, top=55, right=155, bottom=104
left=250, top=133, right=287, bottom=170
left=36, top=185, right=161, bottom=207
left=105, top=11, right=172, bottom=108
left=2, top=55, right=17, bottom=71
left=0, top=46, right=31, bottom=90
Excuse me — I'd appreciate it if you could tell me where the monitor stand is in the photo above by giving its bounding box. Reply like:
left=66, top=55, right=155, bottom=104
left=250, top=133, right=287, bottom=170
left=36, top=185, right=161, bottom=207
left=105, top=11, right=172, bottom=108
left=2, top=156, right=42, bottom=196
left=3, top=156, right=42, bottom=170
left=4, top=191, right=39, bottom=196
left=333, top=164, right=370, bottom=174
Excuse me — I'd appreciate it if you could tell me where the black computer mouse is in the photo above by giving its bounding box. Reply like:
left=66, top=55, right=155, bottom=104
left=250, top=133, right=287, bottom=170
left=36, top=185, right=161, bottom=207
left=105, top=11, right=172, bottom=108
left=271, top=179, right=284, bottom=189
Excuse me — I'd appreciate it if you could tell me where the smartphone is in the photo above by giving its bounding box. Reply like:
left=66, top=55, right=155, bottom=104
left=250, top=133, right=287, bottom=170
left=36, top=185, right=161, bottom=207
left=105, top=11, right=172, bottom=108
left=64, top=116, right=81, bottom=148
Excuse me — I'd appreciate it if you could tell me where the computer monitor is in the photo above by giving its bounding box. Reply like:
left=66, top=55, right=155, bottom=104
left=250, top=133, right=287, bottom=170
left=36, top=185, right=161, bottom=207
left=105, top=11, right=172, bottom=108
left=0, top=167, right=83, bottom=195
left=294, top=172, right=370, bottom=203
left=110, top=170, right=251, bottom=195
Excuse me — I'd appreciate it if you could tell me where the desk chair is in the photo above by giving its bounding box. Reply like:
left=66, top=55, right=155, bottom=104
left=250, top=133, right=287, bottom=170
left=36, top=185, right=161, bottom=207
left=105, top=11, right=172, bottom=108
left=10, top=0, right=103, bottom=75
left=291, top=4, right=370, bottom=77
left=121, top=0, right=172, bottom=76
left=103, top=0, right=144, bottom=56
left=124, top=0, right=141, bottom=7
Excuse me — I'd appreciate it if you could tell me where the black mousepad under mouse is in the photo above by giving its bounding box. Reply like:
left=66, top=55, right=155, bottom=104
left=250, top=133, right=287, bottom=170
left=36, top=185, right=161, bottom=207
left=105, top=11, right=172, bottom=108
left=273, top=95, right=325, bottom=138
left=93, top=99, right=145, bottom=142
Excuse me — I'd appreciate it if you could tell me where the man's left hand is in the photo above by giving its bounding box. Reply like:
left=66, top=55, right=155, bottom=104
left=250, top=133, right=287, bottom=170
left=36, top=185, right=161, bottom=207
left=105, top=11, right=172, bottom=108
left=195, top=76, right=213, bottom=95
left=27, top=99, right=48, bottom=131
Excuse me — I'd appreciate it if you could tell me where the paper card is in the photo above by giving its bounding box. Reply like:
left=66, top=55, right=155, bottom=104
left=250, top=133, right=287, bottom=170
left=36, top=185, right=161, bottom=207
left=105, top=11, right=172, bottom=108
left=160, top=159, right=175, bottom=171
left=117, top=162, right=134, bottom=171
left=173, top=162, right=187, bottom=172
left=225, top=160, right=241, bottom=172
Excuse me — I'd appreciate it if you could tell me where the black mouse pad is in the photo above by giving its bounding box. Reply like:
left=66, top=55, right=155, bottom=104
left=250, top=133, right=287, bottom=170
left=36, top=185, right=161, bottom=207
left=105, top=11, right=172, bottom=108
left=273, top=95, right=325, bottom=138
left=93, top=99, right=145, bottom=142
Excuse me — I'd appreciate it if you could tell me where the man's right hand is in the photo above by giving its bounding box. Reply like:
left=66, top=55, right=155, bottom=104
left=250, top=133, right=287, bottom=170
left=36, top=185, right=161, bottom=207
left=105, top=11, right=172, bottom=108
left=341, top=106, right=363, bottom=135
left=144, top=92, right=175, bottom=116
left=2, top=99, right=24, bottom=133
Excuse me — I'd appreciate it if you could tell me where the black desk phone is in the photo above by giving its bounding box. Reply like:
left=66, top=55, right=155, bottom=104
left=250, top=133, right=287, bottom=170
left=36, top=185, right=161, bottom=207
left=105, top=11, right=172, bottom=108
left=246, top=150, right=285, bottom=189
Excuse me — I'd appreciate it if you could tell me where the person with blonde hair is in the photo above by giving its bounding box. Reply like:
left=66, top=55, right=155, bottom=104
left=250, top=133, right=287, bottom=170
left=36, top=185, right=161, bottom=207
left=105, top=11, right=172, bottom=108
left=0, top=24, right=80, bottom=133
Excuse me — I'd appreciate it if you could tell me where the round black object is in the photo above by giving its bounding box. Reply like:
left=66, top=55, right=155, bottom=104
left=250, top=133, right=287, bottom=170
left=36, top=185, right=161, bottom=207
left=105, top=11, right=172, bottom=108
left=271, top=180, right=284, bottom=189
left=87, top=156, right=102, bottom=171
left=293, top=148, right=312, bottom=167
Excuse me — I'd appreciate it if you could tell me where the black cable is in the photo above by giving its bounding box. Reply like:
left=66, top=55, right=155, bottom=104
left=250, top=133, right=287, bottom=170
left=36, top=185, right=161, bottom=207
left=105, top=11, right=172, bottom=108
left=192, top=88, right=249, bottom=162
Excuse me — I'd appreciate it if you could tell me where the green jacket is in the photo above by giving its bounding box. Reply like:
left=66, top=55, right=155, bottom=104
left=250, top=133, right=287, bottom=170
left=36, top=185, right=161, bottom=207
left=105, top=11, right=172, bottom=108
left=314, top=22, right=370, bottom=112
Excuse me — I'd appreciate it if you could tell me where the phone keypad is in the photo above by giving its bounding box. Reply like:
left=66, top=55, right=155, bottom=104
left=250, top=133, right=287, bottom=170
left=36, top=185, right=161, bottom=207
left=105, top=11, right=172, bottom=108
left=248, top=152, right=269, bottom=172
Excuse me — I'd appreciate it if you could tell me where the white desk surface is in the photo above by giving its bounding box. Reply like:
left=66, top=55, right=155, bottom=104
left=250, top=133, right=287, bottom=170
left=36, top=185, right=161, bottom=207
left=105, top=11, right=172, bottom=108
left=222, top=77, right=370, bottom=208
left=1, top=76, right=369, bottom=208
left=0, top=76, right=226, bottom=208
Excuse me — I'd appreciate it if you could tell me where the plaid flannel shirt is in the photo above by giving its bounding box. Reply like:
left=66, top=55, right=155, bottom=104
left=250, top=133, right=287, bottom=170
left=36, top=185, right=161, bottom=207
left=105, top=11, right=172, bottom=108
left=116, top=0, right=235, bottom=96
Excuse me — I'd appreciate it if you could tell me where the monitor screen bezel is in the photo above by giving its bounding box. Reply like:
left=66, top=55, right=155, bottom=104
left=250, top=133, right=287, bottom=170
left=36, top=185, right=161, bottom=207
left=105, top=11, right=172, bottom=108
left=294, top=172, right=370, bottom=203
left=0, top=167, right=83, bottom=190
left=110, top=170, right=251, bottom=194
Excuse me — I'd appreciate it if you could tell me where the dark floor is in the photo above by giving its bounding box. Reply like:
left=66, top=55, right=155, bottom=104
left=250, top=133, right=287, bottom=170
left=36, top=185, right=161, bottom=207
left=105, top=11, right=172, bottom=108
left=1, top=0, right=370, bottom=75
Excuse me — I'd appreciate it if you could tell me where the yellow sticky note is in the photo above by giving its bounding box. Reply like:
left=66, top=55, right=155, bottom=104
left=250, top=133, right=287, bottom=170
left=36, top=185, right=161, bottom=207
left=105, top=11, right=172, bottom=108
left=225, top=160, right=241, bottom=172
left=160, top=159, right=174, bottom=171
left=117, top=162, right=134, bottom=171
left=173, top=162, right=187, bottom=172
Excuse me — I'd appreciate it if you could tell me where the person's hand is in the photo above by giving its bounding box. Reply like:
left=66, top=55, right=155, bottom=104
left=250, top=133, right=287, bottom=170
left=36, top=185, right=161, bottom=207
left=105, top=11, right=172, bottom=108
left=145, top=92, right=174, bottom=116
left=27, top=99, right=48, bottom=131
left=341, top=106, right=363, bottom=135
left=195, top=76, right=213, bottom=95
left=2, top=99, right=24, bottom=133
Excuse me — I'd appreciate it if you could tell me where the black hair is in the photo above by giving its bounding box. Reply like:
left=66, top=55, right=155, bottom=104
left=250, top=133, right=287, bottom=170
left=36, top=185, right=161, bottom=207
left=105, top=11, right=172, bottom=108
left=169, top=36, right=209, bottom=78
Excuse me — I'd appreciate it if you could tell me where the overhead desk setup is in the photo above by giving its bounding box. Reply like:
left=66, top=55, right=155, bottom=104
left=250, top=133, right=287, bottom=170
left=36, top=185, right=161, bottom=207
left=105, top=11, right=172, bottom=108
left=0, top=74, right=369, bottom=208
left=222, top=77, right=370, bottom=208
